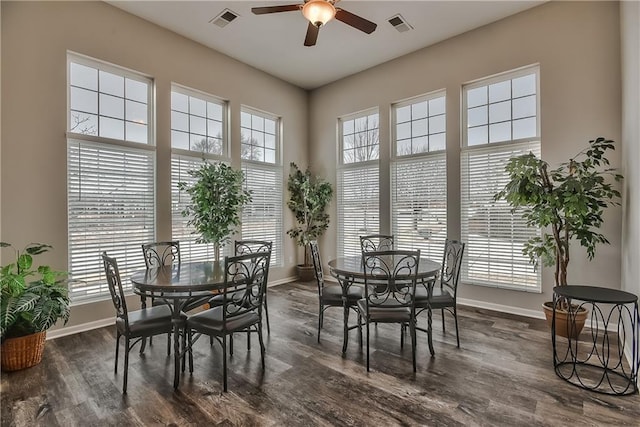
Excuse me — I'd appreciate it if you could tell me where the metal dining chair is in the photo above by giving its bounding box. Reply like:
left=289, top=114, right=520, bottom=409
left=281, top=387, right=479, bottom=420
left=310, top=240, right=362, bottom=345
left=360, top=234, right=394, bottom=253
left=208, top=240, right=272, bottom=349
left=359, top=249, right=421, bottom=372
left=414, top=239, right=465, bottom=347
left=141, top=241, right=187, bottom=352
left=102, top=252, right=181, bottom=394
left=185, top=251, right=270, bottom=392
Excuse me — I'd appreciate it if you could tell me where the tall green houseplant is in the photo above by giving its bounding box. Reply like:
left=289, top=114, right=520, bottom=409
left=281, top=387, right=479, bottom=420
left=494, top=137, right=622, bottom=293
left=287, top=162, right=333, bottom=267
left=178, top=162, right=252, bottom=261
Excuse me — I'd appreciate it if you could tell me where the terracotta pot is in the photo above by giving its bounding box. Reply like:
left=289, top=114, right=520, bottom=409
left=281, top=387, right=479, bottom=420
left=297, top=264, right=315, bottom=282
left=542, top=301, right=588, bottom=339
left=1, top=331, right=47, bottom=371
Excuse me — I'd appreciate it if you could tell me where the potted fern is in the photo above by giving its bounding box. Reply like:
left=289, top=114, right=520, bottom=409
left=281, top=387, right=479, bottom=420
left=287, top=162, right=333, bottom=281
left=178, top=162, right=252, bottom=261
left=1, top=243, right=71, bottom=371
left=494, top=137, right=622, bottom=337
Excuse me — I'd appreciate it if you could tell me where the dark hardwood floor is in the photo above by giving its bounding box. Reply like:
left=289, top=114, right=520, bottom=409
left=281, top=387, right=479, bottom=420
left=2, top=281, right=639, bottom=426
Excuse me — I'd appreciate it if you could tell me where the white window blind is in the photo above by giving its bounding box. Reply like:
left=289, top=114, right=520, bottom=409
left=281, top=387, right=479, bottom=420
left=171, top=155, right=220, bottom=262
left=392, top=153, right=447, bottom=260
left=337, top=164, right=380, bottom=257
left=241, top=162, right=283, bottom=265
left=67, top=140, right=155, bottom=301
left=460, top=140, right=541, bottom=290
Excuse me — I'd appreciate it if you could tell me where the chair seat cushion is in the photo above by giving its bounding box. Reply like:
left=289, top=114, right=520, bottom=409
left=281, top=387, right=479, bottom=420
left=321, top=285, right=362, bottom=303
left=357, top=299, right=411, bottom=323
left=414, top=286, right=455, bottom=308
left=117, top=304, right=179, bottom=337
left=187, top=306, right=260, bottom=334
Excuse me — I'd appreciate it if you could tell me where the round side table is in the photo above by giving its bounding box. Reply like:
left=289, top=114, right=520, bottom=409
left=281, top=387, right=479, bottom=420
left=552, top=285, right=639, bottom=395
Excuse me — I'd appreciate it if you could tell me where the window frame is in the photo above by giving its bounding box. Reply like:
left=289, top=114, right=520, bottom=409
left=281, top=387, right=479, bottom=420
left=67, top=52, right=154, bottom=146
left=461, top=65, right=540, bottom=149
left=240, top=106, right=284, bottom=266
left=337, top=108, right=380, bottom=258
left=460, top=65, right=542, bottom=292
left=66, top=52, right=156, bottom=304
left=170, top=83, right=229, bottom=158
left=170, top=84, right=230, bottom=263
left=391, top=91, right=447, bottom=261
left=392, top=90, right=447, bottom=158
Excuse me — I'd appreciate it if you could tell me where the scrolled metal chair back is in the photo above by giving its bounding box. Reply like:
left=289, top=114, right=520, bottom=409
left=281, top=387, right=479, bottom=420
left=309, top=240, right=324, bottom=295
left=222, top=251, right=271, bottom=325
left=234, top=240, right=272, bottom=257
left=142, top=241, right=181, bottom=268
left=360, top=234, right=394, bottom=253
left=102, top=252, right=129, bottom=329
left=440, top=240, right=465, bottom=295
left=362, top=250, right=420, bottom=308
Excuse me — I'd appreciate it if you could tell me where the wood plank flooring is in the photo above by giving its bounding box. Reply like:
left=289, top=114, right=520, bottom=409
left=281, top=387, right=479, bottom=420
left=2, top=281, right=639, bottom=426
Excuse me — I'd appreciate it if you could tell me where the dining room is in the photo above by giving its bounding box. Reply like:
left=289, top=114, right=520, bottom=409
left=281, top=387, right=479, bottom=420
left=1, top=0, right=640, bottom=425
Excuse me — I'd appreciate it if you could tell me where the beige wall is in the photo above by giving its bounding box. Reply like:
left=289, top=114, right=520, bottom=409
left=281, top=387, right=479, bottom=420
left=621, top=1, right=640, bottom=301
left=1, top=1, right=308, bottom=331
left=309, top=1, right=623, bottom=314
left=1, top=1, right=632, bottom=332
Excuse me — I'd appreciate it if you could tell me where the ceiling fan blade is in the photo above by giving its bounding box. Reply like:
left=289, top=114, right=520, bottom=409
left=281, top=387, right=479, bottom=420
left=304, top=22, right=319, bottom=47
left=335, top=8, right=377, bottom=34
left=252, top=4, right=300, bottom=15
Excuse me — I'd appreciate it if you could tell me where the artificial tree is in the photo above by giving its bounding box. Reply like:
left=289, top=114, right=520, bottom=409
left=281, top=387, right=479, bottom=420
left=494, top=137, right=622, bottom=304
left=287, top=163, right=333, bottom=269
left=178, top=162, right=252, bottom=261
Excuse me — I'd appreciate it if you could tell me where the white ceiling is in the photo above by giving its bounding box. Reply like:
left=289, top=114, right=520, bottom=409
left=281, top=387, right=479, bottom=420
left=109, top=1, right=544, bottom=90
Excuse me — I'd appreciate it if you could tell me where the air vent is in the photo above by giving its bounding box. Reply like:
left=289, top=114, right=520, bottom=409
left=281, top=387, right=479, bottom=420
left=210, top=9, right=239, bottom=28
left=388, top=14, right=413, bottom=33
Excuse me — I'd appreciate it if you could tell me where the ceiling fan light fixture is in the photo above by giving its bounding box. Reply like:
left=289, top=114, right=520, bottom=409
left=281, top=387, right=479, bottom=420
left=302, top=0, right=336, bottom=27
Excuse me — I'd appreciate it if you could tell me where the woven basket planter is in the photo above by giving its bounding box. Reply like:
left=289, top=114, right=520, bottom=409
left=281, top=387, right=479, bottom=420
left=1, top=331, right=46, bottom=371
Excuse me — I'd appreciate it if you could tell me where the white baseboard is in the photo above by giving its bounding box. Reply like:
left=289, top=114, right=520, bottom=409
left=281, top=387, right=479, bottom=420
left=47, top=318, right=114, bottom=340
left=456, top=297, right=545, bottom=320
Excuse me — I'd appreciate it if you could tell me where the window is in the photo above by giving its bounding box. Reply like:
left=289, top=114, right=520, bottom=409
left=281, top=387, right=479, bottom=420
left=461, top=66, right=541, bottom=291
left=240, top=108, right=283, bottom=265
left=170, top=85, right=228, bottom=261
left=392, top=93, right=447, bottom=260
left=337, top=110, right=380, bottom=257
left=170, top=86, right=225, bottom=156
left=67, top=54, right=154, bottom=302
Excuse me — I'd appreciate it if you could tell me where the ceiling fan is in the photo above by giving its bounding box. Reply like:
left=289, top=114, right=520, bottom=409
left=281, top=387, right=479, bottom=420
left=252, top=0, right=377, bottom=47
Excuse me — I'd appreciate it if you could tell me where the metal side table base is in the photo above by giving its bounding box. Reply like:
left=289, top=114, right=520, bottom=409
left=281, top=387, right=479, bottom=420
left=552, top=285, right=639, bottom=396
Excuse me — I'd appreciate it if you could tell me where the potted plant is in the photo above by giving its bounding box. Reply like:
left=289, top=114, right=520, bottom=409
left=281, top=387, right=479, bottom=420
left=287, top=162, right=333, bottom=281
left=178, top=162, right=252, bottom=261
left=1, top=243, right=71, bottom=371
left=494, top=137, right=622, bottom=337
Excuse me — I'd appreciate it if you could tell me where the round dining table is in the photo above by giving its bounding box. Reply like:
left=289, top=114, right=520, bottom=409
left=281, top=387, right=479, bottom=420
left=130, top=261, right=226, bottom=389
left=328, top=255, right=441, bottom=355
